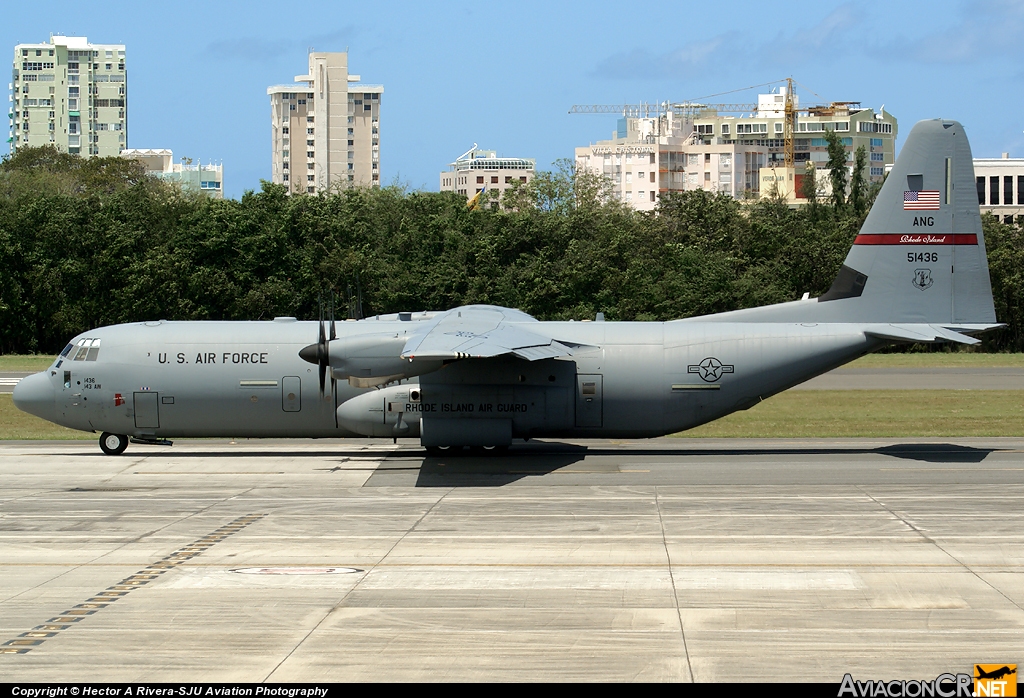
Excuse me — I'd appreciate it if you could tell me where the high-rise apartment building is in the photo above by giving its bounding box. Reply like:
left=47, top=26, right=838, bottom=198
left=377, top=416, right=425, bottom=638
left=575, top=86, right=897, bottom=210
left=9, top=36, right=127, bottom=157
left=268, top=52, right=381, bottom=194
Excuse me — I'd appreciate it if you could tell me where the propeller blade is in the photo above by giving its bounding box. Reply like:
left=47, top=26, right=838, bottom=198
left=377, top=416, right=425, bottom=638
left=318, top=319, right=327, bottom=396
left=330, top=291, right=337, bottom=341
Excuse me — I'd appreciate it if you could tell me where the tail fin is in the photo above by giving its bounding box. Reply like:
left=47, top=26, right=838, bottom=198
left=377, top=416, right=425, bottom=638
left=818, top=119, right=997, bottom=325
left=697, top=119, right=999, bottom=335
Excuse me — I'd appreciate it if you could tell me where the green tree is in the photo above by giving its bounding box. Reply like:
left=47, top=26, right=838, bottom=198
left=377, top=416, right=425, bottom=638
left=849, top=145, right=868, bottom=215
left=799, top=163, right=817, bottom=204
left=981, top=214, right=1024, bottom=351
left=502, top=159, right=617, bottom=214
left=824, top=129, right=849, bottom=210
left=1, top=148, right=1022, bottom=354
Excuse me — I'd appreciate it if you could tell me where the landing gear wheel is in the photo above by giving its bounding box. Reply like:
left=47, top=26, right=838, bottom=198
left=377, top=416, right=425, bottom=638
left=99, top=432, right=128, bottom=456
left=424, top=445, right=452, bottom=457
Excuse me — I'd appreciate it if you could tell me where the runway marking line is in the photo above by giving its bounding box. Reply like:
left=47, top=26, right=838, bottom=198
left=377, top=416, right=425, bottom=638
left=504, top=469, right=651, bottom=474
left=0, top=513, right=265, bottom=655
left=133, top=471, right=286, bottom=475
left=878, top=468, right=1024, bottom=471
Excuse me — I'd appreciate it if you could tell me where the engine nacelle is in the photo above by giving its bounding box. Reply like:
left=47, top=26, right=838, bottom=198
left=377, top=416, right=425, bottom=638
left=329, top=333, right=442, bottom=388
left=338, top=359, right=575, bottom=445
left=336, top=384, right=423, bottom=438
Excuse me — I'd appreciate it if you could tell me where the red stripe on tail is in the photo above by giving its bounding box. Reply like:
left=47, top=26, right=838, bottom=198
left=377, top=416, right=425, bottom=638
left=854, top=234, right=978, bottom=245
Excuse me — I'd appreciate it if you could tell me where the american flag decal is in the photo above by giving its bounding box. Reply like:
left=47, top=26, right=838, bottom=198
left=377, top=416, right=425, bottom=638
left=904, top=190, right=940, bottom=210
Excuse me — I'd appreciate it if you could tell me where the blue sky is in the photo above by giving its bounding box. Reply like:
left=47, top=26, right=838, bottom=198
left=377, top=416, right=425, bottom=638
left=4, top=0, right=1022, bottom=199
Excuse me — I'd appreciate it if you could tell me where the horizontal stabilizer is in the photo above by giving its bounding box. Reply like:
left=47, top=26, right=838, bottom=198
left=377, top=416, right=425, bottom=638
left=862, top=323, right=1002, bottom=345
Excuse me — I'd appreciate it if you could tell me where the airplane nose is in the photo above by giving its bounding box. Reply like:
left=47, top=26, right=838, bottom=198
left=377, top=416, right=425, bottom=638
left=12, top=372, right=56, bottom=421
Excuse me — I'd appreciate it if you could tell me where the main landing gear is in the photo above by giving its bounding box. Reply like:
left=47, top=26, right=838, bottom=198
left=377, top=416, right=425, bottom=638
left=424, top=445, right=510, bottom=457
left=99, top=432, right=129, bottom=455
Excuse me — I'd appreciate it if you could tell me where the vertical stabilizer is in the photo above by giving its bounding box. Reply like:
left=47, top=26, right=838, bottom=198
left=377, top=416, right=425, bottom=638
left=819, top=119, right=996, bottom=324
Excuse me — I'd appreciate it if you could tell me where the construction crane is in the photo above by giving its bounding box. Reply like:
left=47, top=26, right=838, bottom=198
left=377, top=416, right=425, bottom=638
left=568, top=102, right=757, bottom=117
left=783, top=77, right=796, bottom=168
left=570, top=81, right=860, bottom=174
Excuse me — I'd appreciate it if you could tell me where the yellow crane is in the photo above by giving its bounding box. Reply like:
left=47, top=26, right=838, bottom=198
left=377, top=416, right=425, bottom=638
left=783, top=77, right=796, bottom=169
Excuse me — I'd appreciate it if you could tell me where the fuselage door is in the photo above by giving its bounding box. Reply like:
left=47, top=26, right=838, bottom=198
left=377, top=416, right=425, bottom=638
left=282, top=376, right=301, bottom=412
left=134, top=392, right=160, bottom=429
left=575, top=374, right=603, bottom=428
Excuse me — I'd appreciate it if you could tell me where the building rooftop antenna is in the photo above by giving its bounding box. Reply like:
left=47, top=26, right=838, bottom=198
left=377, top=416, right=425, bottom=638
left=455, top=143, right=478, bottom=162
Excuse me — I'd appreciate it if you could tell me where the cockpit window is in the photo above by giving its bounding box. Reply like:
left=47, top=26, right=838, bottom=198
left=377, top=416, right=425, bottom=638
left=59, top=343, right=74, bottom=358
left=70, top=338, right=101, bottom=361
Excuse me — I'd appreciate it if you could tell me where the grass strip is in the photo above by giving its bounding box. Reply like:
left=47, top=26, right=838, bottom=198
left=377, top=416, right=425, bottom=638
left=0, top=394, right=93, bottom=440
left=0, top=355, right=55, bottom=371
left=678, top=390, right=1024, bottom=438
left=848, top=353, right=1024, bottom=367
left=2, top=390, right=1022, bottom=441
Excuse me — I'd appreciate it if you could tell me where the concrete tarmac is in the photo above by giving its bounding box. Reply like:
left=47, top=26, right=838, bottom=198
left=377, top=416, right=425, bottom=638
left=2, top=437, right=1023, bottom=682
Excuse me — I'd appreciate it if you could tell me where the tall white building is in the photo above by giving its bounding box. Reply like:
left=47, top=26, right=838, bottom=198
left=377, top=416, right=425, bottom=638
left=575, top=86, right=897, bottom=210
left=9, top=36, right=127, bottom=157
left=268, top=52, right=381, bottom=194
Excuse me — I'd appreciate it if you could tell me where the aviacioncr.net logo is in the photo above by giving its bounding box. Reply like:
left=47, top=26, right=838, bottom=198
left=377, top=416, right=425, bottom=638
left=839, top=673, right=973, bottom=698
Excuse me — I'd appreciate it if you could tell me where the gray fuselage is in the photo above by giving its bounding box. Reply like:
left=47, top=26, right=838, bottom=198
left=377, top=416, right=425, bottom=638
left=24, top=316, right=881, bottom=440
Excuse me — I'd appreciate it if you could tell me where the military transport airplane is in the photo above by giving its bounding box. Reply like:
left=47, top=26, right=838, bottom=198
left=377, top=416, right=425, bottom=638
left=13, top=120, right=1002, bottom=455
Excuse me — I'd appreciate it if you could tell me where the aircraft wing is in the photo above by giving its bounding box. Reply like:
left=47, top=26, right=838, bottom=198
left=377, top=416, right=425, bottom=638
left=400, top=305, right=591, bottom=361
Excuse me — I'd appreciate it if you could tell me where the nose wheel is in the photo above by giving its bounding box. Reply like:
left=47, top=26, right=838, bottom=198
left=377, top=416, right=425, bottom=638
left=99, top=432, right=128, bottom=455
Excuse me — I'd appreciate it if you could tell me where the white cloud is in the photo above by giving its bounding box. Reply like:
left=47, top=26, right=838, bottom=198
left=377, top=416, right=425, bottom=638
left=883, top=0, right=1024, bottom=64
left=590, top=4, right=861, bottom=82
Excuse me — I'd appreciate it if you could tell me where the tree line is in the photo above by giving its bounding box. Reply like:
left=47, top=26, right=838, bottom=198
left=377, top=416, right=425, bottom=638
left=1, top=144, right=1021, bottom=354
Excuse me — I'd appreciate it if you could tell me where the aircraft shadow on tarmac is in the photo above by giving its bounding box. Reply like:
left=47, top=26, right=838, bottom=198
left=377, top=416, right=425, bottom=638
left=376, top=441, right=999, bottom=487
left=50, top=440, right=997, bottom=487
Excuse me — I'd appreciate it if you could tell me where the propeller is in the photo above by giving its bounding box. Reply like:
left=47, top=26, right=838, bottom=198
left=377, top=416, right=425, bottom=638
left=298, top=291, right=336, bottom=399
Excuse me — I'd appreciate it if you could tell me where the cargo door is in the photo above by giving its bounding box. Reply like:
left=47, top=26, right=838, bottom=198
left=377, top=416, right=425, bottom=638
left=134, top=392, right=160, bottom=429
left=282, top=376, right=301, bottom=412
left=575, top=374, right=603, bottom=428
